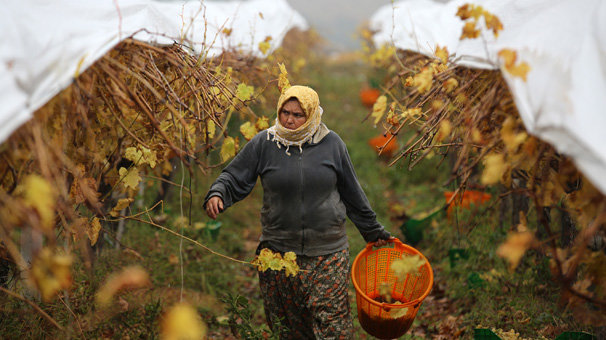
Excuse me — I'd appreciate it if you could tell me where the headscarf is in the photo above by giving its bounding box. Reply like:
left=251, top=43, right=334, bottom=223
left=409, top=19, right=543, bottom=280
left=266, top=85, right=324, bottom=155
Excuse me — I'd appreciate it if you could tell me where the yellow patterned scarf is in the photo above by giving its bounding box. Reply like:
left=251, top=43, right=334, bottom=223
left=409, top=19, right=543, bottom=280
left=266, top=85, right=323, bottom=155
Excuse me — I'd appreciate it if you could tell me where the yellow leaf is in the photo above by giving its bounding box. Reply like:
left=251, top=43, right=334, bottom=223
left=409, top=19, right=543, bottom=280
left=388, top=302, right=410, bottom=319
left=369, top=44, right=396, bottom=67
left=456, top=4, right=472, bottom=20
left=240, top=121, right=258, bottom=141
left=470, top=5, right=485, bottom=20
left=390, top=254, right=426, bottom=279
left=31, top=248, right=73, bottom=302
left=404, top=76, right=414, bottom=87
left=23, top=175, right=56, bottom=231
left=443, top=78, right=458, bottom=93
left=88, top=217, right=102, bottom=246
left=282, top=251, right=300, bottom=277
left=498, top=49, right=531, bottom=81
left=501, top=116, right=528, bottom=152
left=258, top=41, right=271, bottom=55
left=125, top=146, right=157, bottom=168
left=255, top=116, right=270, bottom=131
left=118, top=167, right=141, bottom=191
left=278, top=63, right=291, bottom=93
left=160, top=303, right=207, bottom=340
left=455, top=93, right=468, bottom=104
left=471, top=128, right=484, bottom=144
left=222, top=28, right=232, bottom=36
left=508, top=62, right=530, bottom=81
left=413, top=67, right=433, bottom=93
left=435, top=120, right=452, bottom=143
left=481, top=153, right=507, bottom=185
left=141, top=146, right=157, bottom=168
left=484, top=12, right=503, bottom=37
left=110, top=198, right=134, bottom=217
left=96, top=266, right=150, bottom=307
left=268, top=254, right=283, bottom=271
left=461, top=21, right=480, bottom=40
left=370, top=95, right=387, bottom=126
left=431, top=62, right=448, bottom=75
left=236, top=83, right=254, bottom=101
left=496, top=232, right=536, bottom=271
left=124, top=147, right=143, bottom=165
left=220, top=136, right=238, bottom=162
left=206, top=120, right=216, bottom=138
left=435, top=45, right=449, bottom=64
left=431, top=100, right=444, bottom=112
left=251, top=248, right=273, bottom=272
left=498, top=49, right=517, bottom=68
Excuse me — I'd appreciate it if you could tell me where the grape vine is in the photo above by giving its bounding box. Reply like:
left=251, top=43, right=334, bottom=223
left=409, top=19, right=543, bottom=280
left=363, top=4, right=606, bottom=326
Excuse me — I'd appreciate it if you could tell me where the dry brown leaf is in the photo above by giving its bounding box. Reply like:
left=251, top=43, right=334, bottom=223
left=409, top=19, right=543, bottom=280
left=87, top=217, right=102, bottom=246
left=496, top=232, right=536, bottom=271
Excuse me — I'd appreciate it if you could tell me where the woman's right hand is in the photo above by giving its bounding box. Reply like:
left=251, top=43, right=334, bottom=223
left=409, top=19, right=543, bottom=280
left=205, top=196, right=224, bottom=219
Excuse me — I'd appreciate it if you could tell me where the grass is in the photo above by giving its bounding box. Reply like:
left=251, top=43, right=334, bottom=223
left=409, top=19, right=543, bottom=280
left=2, top=57, right=602, bottom=339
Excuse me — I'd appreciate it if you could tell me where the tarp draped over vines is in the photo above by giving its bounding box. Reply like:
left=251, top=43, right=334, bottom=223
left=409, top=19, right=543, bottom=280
left=369, top=0, right=606, bottom=194
left=0, top=0, right=308, bottom=143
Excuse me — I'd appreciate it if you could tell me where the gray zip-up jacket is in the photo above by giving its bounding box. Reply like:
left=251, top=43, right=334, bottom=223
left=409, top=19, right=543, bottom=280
left=204, top=128, right=390, bottom=256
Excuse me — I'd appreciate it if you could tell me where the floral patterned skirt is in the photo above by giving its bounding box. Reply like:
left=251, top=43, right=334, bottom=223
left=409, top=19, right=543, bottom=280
left=258, top=248, right=353, bottom=340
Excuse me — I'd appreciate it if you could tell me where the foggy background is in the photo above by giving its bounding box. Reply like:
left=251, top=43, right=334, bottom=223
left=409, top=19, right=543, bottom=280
left=287, top=0, right=392, bottom=51
left=156, top=0, right=395, bottom=51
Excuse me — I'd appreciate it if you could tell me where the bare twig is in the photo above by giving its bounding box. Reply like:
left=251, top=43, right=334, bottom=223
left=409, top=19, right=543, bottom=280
left=0, top=287, right=65, bottom=331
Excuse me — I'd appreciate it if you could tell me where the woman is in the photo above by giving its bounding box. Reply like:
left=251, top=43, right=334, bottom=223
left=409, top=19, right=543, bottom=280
left=204, top=85, right=392, bottom=339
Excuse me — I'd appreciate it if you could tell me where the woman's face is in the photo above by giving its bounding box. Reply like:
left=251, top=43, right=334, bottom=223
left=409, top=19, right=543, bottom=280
left=279, top=99, right=307, bottom=130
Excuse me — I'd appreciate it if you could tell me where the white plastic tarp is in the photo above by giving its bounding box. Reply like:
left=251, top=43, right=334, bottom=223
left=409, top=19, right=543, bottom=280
left=0, top=0, right=307, bottom=143
left=370, top=0, right=606, bottom=194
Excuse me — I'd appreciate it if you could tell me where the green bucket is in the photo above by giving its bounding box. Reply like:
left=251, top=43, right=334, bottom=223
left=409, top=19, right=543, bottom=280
left=399, top=206, right=445, bottom=246
left=194, top=220, right=222, bottom=241
left=473, top=329, right=500, bottom=340
left=554, top=332, right=596, bottom=340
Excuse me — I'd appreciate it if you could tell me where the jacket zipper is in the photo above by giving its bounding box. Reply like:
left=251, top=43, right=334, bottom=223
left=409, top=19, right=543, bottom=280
left=299, top=150, right=304, bottom=254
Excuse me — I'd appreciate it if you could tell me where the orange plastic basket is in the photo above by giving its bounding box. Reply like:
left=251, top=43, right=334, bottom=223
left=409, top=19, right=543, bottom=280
left=351, top=239, right=433, bottom=339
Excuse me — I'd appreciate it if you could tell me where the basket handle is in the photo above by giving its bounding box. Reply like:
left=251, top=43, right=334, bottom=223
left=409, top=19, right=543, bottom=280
left=365, top=237, right=404, bottom=251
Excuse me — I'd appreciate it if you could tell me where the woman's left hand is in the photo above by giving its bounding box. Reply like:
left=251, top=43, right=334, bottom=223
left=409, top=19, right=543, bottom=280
left=374, top=236, right=397, bottom=248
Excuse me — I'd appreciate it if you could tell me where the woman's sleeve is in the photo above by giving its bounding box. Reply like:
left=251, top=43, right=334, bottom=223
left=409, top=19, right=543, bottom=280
left=203, top=135, right=261, bottom=210
left=335, top=137, right=391, bottom=243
